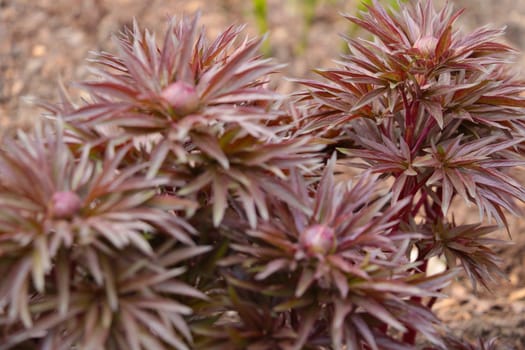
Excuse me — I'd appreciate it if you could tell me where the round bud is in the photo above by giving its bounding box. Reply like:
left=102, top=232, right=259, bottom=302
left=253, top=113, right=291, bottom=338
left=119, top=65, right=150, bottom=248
left=50, top=191, right=82, bottom=219
left=161, top=81, right=200, bottom=117
left=413, top=35, right=438, bottom=56
left=300, top=224, right=336, bottom=256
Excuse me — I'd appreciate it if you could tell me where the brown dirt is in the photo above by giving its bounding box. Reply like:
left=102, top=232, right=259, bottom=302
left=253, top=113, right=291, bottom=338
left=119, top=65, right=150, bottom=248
left=2, top=0, right=525, bottom=348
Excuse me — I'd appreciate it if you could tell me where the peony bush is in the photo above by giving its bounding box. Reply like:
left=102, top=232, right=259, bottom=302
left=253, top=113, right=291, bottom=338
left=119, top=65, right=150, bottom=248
left=1, top=1, right=524, bottom=349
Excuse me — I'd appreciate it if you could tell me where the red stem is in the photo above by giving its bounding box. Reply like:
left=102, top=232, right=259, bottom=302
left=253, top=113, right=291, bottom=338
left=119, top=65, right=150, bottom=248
left=427, top=295, right=438, bottom=309
left=400, top=89, right=413, bottom=145
left=411, top=118, right=436, bottom=156
left=411, top=193, right=427, bottom=216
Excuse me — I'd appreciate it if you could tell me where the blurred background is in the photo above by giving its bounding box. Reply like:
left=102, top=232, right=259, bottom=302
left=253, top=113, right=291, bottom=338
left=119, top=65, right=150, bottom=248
left=1, top=0, right=525, bottom=347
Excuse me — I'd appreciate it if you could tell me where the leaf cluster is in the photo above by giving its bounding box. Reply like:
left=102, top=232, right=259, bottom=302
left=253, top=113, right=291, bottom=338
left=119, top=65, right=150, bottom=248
left=1, top=1, right=524, bottom=349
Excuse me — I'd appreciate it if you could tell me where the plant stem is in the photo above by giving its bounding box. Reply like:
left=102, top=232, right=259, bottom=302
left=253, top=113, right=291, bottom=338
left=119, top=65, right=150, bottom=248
left=411, top=118, right=436, bottom=156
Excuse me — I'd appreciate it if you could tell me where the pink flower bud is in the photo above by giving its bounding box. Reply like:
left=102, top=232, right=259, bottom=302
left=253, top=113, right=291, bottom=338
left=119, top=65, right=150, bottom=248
left=50, top=191, right=82, bottom=219
left=413, top=35, right=438, bottom=56
left=300, top=224, right=336, bottom=256
left=161, top=81, right=200, bottom=116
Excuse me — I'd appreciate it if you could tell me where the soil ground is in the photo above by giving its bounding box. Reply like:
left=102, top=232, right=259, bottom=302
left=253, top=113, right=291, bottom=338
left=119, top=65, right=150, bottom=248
left=1, top=0, right=525, bottom=348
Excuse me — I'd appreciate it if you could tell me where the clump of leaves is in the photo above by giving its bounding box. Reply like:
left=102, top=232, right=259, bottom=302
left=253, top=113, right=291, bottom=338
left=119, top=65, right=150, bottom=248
left=299, top=0, right=525, bottom=289
left=1, top=1, right=524, bottom=349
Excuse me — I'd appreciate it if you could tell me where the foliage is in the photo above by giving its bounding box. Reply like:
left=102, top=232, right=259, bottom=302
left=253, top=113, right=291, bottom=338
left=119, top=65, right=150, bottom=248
left=1, top=1, right=524, bottom=349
